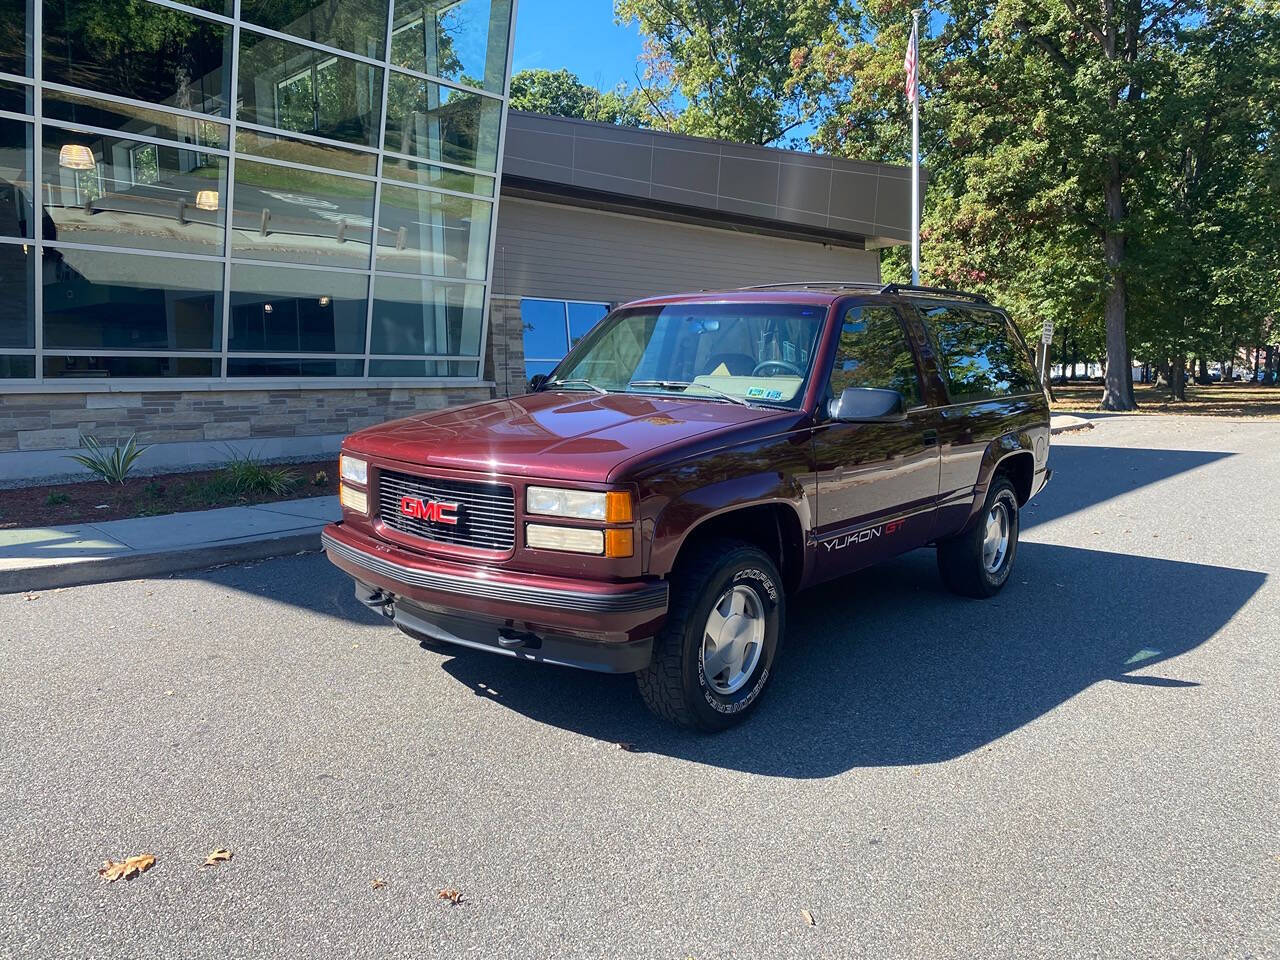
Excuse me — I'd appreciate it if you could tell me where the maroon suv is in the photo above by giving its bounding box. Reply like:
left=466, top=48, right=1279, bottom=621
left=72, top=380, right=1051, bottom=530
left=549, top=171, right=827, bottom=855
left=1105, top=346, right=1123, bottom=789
left=324, top=283, right=1051, bottom=730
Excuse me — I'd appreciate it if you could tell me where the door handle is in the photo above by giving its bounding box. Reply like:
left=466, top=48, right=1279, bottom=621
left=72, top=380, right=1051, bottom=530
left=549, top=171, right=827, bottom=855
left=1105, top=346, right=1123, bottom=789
left=922, top=429, right=938, bottom=446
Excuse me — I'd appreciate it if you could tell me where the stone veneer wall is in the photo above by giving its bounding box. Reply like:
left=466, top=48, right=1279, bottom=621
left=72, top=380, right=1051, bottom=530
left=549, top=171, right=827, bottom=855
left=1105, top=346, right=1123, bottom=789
left=486, top=295, right=529, bottom=399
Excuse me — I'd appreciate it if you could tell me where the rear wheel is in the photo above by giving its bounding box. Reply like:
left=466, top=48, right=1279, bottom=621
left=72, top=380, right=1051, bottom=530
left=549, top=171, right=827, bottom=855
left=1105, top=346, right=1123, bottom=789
left=937, top=475, right=1020, bottom=598
left=637, top=539, right=784, bottom=731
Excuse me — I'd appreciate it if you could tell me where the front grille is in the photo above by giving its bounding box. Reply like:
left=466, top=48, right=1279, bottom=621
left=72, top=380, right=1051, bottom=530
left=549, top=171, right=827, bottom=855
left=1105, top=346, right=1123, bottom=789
left=378, top=470, right=516, bottom=551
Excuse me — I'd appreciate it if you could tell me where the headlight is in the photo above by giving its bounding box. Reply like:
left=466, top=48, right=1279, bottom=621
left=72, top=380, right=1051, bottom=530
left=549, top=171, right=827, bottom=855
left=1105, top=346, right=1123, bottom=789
left=525, top=524, right=603, bottom=555
left=340, top=454, right=367, bottom=486
left=339, top=483, right=368, bottom=515
left=526, top=486, right=632, bottom=522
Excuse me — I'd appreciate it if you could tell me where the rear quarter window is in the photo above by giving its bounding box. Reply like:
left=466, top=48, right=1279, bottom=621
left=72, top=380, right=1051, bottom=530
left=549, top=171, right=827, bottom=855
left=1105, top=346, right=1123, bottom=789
left=920, top=305, right=1039, bottom=403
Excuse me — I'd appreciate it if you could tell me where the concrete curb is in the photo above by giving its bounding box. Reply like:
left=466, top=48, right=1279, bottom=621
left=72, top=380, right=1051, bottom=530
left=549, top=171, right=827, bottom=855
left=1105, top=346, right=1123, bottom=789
left=0, top=529, right=323, bottom=595
left=1050, top=416, right=1096, bottom=435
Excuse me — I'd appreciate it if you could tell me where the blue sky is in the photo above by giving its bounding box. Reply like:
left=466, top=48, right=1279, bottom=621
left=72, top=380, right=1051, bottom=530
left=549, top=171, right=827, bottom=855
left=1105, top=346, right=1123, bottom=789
left=511, top=1, right=645, bottom=91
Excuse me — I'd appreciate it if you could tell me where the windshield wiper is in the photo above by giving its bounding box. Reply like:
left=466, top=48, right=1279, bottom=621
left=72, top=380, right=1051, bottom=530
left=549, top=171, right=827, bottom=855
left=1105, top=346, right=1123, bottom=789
left=627, top=379, right=751, bottom=406
left=545, top=378, right=608, bottom=396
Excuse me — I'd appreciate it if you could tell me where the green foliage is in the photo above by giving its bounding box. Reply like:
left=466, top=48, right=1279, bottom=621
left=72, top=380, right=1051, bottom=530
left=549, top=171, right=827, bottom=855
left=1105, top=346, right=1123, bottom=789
left=67, top=434, right=149, bottom=485
left=221, top=450, right=300, bottom=497
left=45, top=492, right=70, bottom=507
left=509, top=69, right=649, bottom=126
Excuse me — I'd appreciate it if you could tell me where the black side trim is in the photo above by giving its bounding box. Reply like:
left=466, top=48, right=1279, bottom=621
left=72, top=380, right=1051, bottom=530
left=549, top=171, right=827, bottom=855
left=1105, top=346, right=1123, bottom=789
left=323, top=532, right=668, bottom=614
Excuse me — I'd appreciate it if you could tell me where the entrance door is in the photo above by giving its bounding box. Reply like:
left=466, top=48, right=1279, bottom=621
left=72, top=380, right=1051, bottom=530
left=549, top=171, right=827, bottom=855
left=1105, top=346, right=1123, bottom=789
left=811, top=303, right=941, bottom=581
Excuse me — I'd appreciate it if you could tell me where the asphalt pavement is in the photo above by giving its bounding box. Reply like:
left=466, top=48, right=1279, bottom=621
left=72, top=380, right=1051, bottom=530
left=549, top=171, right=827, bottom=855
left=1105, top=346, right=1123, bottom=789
left=1, top=414, right=1277, bottom=959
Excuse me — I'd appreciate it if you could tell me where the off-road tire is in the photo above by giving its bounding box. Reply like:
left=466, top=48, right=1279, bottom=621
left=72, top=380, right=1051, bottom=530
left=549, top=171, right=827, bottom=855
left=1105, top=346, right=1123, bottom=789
left=937, top=474, right=1020, bottom=598
left=637, top=538, right=784, bottom=732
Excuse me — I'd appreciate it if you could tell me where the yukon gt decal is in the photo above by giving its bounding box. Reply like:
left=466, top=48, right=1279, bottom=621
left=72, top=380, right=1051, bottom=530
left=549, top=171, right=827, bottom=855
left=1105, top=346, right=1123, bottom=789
left=822, top=518, right=906, bottom=552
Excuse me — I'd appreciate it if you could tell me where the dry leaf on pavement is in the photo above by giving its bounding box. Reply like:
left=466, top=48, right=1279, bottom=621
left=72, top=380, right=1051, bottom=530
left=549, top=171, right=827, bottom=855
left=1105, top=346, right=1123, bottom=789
left=98, top=854, right=156, bottom=882
left=616, top=742, right=637, bottom=752
left=437, top=888, right=464, bottom=905
left=22, top=593, right=38, bottom=601
left=202, top=849, right=233, bottom=867
left=371, top=878, right=387, bottom=889
left=801, top=909, right=816, bottom=926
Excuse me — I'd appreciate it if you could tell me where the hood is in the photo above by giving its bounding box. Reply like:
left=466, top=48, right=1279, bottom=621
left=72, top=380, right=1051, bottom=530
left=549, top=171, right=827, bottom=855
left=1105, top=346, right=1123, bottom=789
left=345, top=390, right=798, bottom=482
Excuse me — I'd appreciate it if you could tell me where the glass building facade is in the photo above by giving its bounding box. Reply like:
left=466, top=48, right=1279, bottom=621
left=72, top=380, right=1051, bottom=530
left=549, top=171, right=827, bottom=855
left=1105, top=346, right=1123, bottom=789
left=0, top=0, right=514, bottom=383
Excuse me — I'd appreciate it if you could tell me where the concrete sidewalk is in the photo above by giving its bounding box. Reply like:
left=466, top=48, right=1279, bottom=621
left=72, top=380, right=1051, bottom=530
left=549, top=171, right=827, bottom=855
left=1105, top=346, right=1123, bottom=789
left=0, top=496, right=338, bottom=594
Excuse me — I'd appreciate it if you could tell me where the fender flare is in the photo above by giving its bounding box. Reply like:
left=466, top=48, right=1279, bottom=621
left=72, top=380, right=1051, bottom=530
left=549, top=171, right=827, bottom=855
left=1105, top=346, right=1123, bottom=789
left=961, top=436, right=1036, bottom=531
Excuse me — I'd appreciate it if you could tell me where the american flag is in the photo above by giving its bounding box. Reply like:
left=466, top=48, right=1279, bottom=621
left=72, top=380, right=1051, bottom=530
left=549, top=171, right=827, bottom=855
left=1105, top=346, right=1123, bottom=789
left=904, top=22, right=918, bottom=103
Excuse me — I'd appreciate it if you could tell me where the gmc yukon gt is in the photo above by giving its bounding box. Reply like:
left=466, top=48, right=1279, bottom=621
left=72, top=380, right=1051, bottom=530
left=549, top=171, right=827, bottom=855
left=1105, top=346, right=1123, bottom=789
left=324, top=283, right=1051, bottom=730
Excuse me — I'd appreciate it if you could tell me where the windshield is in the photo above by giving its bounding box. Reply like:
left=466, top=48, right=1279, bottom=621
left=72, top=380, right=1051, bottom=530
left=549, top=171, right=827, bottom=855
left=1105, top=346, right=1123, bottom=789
left=545, top=302, right=828, bottom=407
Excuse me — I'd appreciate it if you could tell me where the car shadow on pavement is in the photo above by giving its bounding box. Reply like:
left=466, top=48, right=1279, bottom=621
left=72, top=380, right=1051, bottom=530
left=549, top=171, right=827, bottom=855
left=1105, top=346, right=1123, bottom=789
left=434, top=543, right=1264, bottom=778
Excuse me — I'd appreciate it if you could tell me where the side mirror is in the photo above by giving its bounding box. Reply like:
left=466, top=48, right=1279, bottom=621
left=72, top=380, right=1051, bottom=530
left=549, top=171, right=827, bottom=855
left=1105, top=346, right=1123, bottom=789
left=827, top=387, right=908, bottom=422
left=528, top=374, right=548, bottom=392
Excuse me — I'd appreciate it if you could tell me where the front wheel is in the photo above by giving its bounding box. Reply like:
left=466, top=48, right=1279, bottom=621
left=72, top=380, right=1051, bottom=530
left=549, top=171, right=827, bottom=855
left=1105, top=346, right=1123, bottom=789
left=637, top=539, right=784, bottom=731
left=937, top=475, right=1020, bottom=598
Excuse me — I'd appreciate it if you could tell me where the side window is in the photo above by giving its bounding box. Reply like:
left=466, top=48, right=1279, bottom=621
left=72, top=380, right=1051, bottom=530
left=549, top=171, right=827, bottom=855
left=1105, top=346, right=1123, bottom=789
left=828, top=306, right=922, bottom=407
left=921, top=305, right=1038, bottom=403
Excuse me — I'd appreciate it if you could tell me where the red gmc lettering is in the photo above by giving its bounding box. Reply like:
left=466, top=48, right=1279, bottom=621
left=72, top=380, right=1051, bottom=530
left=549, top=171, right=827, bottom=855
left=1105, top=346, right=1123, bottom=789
left=399, top=497, right=459, bottom=525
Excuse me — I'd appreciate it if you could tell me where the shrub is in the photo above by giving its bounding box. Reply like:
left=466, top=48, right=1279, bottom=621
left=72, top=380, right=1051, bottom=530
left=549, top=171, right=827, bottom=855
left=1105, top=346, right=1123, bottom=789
left=45, top=491, right=70, bottom=506
left=221, top=449, right=299, bottom=497
left=67, top=434, right=149, bottom=485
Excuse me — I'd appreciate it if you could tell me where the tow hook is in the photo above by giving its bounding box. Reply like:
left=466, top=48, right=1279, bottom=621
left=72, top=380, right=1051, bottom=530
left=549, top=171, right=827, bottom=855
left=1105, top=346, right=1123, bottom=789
left=355, top=582, right=394, bottom=617
left=497, top=630, right=539, bottom=650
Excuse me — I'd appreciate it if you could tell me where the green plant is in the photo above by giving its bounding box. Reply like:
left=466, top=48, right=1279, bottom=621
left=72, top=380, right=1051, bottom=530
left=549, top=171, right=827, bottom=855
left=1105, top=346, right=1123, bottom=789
left=45, top=491, right=70, bottom=507
left=221, top=449, right=299, bottom=497
left=67, top=434, right=149, bottom=485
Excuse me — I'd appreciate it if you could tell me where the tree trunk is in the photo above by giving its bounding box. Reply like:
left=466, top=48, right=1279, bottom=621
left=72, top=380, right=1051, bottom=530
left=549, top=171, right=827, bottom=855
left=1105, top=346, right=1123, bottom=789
left=1100, top=167, right=1135, bottom=410
left=1170, top=355, right=1186, bottom=401
left=1196, top=356, right=1209, bottom=384
left=1265, top=346, right=1276, bottom=386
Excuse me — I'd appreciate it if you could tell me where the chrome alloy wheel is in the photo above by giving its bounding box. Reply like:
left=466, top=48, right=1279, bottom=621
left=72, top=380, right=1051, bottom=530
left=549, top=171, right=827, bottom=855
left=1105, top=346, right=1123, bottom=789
left=982, top=500, right=1011, bottom=574
left=701, top=585, right=765, bottom=695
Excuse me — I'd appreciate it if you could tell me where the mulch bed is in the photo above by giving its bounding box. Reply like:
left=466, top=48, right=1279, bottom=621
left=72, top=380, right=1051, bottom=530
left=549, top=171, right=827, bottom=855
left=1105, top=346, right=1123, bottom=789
left=0, top=459, right=338, bottom=530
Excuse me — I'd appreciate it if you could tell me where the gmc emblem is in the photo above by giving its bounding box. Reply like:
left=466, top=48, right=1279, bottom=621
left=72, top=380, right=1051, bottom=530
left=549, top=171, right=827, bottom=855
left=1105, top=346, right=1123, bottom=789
left=399, top=496, right=460, bottom=525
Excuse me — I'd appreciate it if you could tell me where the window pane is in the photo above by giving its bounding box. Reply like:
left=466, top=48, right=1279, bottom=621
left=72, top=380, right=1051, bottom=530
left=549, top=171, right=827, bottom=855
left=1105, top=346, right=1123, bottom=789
left=43, top=0, right=230, bottom=116
left=0, top=243, right=34, bottom=347
left=41, top=126, right=226, bottom=255
left=0, top=118, right=33, bottom=239
left=389, top=0, right=512, bottom=94
left=0, top=0, right=33, bottom=77
left=382, top=155, right=493, bottom=196
left=43, top=247, right=223, bottom=351
left=921, top=305, right=1038, bottom=403
left=828, top=307, right=921, bottom=406
left=519, top=299, right=567, bottom=359
left=231, top=158, right=373, bottom=268
left=0, top=79, right=34, bottom=114
left=374, top=184, right=490, bottom=279
left=44, top=355, right=219, bottom=378
left=384, top=72, right=501, bottom=172
left=227, top=357, right=362, bottom=377
left=567, top=302, right=608, bottom=348
left=370, top=273, right=482, bottom=355
left=0, top=354, right=35, bottom=378
left=235, top=127, right=376, bottom=176
left=523, top=359, right=556, bottom=380
left=368, top=359, right=479, bottom=377
left=44, top=89, right=229, bottom=149
left=229, top=264, right=368, bottom=354
left=240, top=0, right=388, bottom=59
left=237, top=30, right=383, bottom=148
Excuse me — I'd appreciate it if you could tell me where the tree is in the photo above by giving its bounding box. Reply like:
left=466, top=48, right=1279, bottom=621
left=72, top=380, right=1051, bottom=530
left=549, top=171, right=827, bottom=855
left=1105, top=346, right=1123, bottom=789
left=508, top=68, right=649, bottom=127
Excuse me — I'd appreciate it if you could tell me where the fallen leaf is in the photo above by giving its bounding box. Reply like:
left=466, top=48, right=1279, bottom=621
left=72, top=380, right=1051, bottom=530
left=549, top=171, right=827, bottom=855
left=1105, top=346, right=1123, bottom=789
left=616, top=742, right=636, bottom=752
left=98, top=854, right=156, bottom=882
left=801, top=909, right=816, bottom=926
left=164, top=690, right=174, bottom=696
left=202, top=848, right=233, bottom=867
left=371, top=878, right=387, bottom=890
left=437, top=888, right=464, bottom=905
left=22, top=593, right=38, bottom=601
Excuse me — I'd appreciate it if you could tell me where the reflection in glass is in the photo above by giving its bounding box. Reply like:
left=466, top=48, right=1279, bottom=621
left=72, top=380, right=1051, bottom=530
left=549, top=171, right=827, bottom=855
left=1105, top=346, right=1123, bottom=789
left=40, top=127, right=226, bottom=255
left=43, top=0, right=230, bottom=115
left=519, top=299, right=567, bottom=360
left=0, top=354, right=36, bottom=377
left=369, top=359, right=479, bottom=377
left=0, top=118, right=33, bottom=239
left=227, top=357, right=362, bottom=377
left=44, top=89, right=229, bottom=150
left=231, top=159, right=373, bottom=268
left=829, top=307, right=921, bottom=406
left=43, top=355, right=219, bottom=378
left=523, top=358, right=557, bottom=381
left=240, top=0, right=387, bottom=59
left=389, top=0, right=512, bottom=94
left=0, top=78, right=34, bottom=114
left=921, top=306, right=1038, bottom=402
left=370, top=273, right=482, bottom=356
left=0, top=0, right=33, bottom=77
left=384, top=72, right=501, bottom=171
left=381, top=155, right=493, bottom=196
left=374, top=184, right=490, bottom=279
left=229, top=264, right=368, bottom=354
left=567, top=302, right=609, bottom=347
left=238, top=30, right=383, bottom=147
left=0, top=243, right=34, bottom=348
left=42, top=247, right=223, bottom=351
left=235, top=127, right=376, bottom=177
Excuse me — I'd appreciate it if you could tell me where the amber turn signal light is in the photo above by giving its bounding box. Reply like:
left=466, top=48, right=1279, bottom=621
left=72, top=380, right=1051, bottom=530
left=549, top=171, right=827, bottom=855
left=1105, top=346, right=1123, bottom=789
left=605, top=491, right=633, bottom=524
left=604, top=528, right=633, bottom=558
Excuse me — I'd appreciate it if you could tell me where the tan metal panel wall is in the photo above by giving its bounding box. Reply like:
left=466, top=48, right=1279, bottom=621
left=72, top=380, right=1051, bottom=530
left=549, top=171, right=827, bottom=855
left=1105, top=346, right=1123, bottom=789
left=491, top=198, right=880, bottom=304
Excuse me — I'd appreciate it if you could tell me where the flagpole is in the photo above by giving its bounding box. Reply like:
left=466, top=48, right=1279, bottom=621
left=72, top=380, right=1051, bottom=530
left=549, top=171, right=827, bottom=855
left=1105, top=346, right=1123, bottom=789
left=910, top=9, right=921, bottom=286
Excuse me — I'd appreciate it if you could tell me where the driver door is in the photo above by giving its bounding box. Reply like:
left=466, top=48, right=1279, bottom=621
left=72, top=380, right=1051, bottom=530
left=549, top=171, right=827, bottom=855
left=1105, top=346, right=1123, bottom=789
left=811, top=303, right=942, bottom=581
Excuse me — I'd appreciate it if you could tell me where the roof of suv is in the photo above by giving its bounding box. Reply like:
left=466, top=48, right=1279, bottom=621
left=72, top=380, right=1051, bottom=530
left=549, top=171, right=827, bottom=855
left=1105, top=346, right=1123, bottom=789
left=626, top=282, right=993, bottom=309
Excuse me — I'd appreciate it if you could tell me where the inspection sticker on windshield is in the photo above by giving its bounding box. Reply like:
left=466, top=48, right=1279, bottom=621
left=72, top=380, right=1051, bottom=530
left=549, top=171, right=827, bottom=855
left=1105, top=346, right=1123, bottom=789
left=746, top=387, right=784, bottom=400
